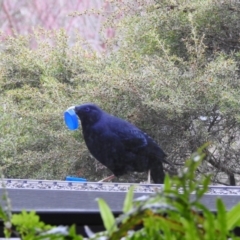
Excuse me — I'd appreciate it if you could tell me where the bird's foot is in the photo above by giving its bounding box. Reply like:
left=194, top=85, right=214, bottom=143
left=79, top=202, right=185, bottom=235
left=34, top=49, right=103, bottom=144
left=147, top=169, right=151, bottom=184
left=98, top=175, right=115, bottom=182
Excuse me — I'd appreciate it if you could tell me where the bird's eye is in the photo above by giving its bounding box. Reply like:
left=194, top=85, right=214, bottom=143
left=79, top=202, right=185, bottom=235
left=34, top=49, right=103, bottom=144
left=85, top=107, right=90, bottom=112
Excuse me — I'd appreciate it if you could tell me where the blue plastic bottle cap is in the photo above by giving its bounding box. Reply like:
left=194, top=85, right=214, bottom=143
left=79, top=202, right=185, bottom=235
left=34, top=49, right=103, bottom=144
left=64, top=107, right=79, bottom=130
left=65, top=176, right=87, bottom=182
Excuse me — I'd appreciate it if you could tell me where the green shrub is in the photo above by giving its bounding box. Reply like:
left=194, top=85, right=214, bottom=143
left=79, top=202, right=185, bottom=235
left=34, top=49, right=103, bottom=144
left=0, top=0, right=240, bottom=183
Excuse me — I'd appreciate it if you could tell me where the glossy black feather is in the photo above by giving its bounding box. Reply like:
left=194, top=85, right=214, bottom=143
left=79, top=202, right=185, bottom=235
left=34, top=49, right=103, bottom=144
left=74, top=103, right=167, bottom=183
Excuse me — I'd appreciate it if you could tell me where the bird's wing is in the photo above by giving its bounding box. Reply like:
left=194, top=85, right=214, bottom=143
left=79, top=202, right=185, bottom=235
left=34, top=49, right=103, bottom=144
left=117, top=128, right=147, bottom=149
left=108, top=117, right=148, bottom=150
left=106, top=115, right=172, bottom=166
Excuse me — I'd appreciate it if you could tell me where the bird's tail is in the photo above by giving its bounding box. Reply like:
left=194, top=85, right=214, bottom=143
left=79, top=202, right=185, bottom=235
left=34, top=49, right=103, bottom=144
left=150, top=161, right=165, bottom=184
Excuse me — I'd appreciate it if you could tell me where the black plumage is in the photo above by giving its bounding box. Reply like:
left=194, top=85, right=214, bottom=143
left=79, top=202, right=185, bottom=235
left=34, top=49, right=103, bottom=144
left=74, top=103, right=169, bottom=183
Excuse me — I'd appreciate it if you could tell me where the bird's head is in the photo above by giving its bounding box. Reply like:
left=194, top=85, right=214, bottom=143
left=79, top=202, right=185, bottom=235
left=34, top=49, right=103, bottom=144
left=74, top=103, right=103, bottom=126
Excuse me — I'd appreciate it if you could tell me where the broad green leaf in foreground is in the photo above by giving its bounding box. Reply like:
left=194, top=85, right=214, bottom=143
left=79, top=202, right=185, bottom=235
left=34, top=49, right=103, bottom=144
left=123, top=185, right=135, bottom=213
left=226, top=203, right=240, bottom=231
left=96, top=198, right=117, bottom=234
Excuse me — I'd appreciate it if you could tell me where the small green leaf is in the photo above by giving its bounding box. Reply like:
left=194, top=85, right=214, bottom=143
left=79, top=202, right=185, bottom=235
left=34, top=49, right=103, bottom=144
left=163, top=174, right=171, bottom=192
left=196, top=176, right=211, bottom=200
left=123, top=185, right=135, bottom=213
left=216, top=198, right=227, bottom=236
left=97, top=198, right=117, bottom=234
left=11, top=210, right=51, bottom=237
left=227, top=203, right=240, bottom=230
left=0, top=206, right=7, bottom=221
left=202, top=209, right=215, bottom=239
left=69, top=225, right=83, bottom=240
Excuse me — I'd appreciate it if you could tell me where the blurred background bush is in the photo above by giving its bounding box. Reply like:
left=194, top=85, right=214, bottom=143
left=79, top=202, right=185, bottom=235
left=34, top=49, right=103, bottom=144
left=0, top=0, right=240, bottom=185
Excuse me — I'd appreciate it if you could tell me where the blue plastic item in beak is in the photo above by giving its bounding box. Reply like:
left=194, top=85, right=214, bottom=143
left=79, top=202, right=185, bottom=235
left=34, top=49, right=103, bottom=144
left=65, top=176, right=87, bottom=182
left=64, top=107, right=79, bottom=130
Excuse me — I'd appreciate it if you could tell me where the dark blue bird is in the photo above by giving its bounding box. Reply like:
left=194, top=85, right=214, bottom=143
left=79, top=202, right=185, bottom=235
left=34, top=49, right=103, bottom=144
left=74, top=103, right=169, bottom=183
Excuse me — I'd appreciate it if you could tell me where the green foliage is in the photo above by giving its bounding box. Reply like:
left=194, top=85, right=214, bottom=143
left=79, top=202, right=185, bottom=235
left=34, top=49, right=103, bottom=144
left=0, top=0, right=240, bottom=183
left=88, top=146, right=240, bottom=239
left=97, top=198, right=117, bottom=234
left=10, top=211, right=83, bottom=240
left=11, top=210, right=51, bottom=237
left=123, top=185, right=135, bottom=213
left=0, top=201, right=11, bottom=238
left=1, top=147, right=240, bottom=239
left=0, top=198, right=83, bottom=239
left=0, top=179, right=12, bottom=238
left=227, top=203, right=240, bottom=231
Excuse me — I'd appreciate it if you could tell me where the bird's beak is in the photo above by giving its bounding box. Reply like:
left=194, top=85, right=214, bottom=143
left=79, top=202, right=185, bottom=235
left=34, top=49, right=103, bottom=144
left=74, top=105, right=82, bottom=114
left=74, top=106, right=79, bottom=113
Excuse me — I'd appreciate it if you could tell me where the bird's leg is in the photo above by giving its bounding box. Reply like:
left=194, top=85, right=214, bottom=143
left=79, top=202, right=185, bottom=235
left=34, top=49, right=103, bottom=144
left=98, top=174, right=115, bottom=182
left=147, top=170, right=151, bottom=184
